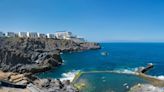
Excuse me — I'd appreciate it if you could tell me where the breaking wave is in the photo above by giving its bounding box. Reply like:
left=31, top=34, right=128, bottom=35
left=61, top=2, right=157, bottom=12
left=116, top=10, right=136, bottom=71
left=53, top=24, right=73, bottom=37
left=59, top=68, right=138, bottom=82
left=113, top=68, right=164, bottom=81
left=59, top=68, right=164, bottom=83
left=112, top=68, right=139, bottom=75
left=60, top=70, right=80, bottom=82
left=153, top=75, right=164, bottom=80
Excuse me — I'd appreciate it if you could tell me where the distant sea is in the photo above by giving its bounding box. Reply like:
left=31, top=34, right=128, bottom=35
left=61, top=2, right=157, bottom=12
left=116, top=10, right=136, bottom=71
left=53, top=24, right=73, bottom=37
left=38, top=43, right=164, bottom=92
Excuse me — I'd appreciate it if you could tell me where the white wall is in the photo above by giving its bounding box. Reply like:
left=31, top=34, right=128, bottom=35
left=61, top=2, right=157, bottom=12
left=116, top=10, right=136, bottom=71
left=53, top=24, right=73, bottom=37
left=55, top=32, right=73, bottom=39
left=38, top=33, right=46, bottom=38
left=27, top=32, right=38, bottom=38
left=18, top=32, right=28, bottom=37
left=47, top=33, right=55, bottom=38
left=6, top=32, right=16, bottom=37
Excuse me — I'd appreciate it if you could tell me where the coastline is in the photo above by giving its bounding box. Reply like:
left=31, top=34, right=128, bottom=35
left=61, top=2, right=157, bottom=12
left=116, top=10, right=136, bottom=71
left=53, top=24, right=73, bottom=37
left=70, top=64, right=164, bottom=91
left=1, top=38, right=164, bottom=92
left=0, top=37, right=101, bottom=92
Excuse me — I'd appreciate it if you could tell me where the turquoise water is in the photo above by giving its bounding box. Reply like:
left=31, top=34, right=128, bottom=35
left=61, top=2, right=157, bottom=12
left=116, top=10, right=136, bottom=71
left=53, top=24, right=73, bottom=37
left=38, top=43, right=164, bottom=92
left=76, top=73, right=148, bottom=92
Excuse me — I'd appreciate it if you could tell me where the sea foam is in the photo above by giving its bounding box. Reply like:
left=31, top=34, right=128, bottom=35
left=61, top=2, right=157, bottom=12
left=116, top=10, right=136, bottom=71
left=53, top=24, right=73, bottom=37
left=152, top=75, right=164, bottom=80
left=114, top=68, right=164, bottom=81
left=112, top=68, right=139, bottom=75
left=60, top=70, right=80, bottom=82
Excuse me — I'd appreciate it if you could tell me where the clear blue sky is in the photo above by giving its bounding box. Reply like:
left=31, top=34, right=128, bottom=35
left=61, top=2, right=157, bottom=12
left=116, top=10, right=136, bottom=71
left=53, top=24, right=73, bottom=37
left=0, top=0, right=164, bottom=42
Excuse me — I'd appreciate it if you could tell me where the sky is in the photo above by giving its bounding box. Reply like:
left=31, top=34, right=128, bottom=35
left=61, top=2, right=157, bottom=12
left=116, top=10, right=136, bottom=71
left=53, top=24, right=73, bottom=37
left=0, top=0, right=164, bottom=42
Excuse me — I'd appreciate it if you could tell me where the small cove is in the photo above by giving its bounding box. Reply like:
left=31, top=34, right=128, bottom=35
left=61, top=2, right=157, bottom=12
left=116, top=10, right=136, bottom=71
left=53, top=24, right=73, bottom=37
left=38, top=43, right=164, bottom=92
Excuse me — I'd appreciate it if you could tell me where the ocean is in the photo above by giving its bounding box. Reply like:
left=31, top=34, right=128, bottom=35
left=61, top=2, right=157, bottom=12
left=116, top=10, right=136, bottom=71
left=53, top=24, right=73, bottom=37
left=38, top=43, right=164, bottom=92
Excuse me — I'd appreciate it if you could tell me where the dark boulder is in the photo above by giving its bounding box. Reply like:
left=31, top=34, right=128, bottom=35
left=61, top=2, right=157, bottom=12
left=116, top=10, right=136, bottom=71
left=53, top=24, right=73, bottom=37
left=33, top=78, right=79, bottom=92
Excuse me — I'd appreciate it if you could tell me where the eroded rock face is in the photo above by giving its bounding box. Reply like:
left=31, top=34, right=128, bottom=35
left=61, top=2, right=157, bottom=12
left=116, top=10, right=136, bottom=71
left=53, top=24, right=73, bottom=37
left=0, top=38, right=100, bottom=92
left=0, top=48, right=62, bottom=73
left=0, top=49, right=33, bottom=72
left=33, top=79, right=79, bottom=92
left=0, top=38, right=100, bottom=74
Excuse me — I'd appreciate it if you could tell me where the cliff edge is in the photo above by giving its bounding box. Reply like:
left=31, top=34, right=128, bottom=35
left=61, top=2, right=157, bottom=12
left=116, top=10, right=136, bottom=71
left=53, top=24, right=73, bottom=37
left=0, top=37, right=100, bottom=74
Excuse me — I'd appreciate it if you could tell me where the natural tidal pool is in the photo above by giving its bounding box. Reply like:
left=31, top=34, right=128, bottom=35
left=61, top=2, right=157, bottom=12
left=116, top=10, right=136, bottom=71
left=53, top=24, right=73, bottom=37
left=74, top=73, right=148, bottom=92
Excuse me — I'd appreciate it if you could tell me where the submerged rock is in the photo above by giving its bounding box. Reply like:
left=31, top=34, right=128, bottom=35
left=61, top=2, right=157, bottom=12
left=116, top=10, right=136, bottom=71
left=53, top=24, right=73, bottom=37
left=101, top=51, right=109, bottom=56
left=129, top=84, right=164, bottom=92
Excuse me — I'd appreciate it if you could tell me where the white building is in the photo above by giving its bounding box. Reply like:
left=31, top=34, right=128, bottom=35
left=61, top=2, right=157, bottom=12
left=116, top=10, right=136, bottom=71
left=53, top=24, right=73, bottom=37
left=47, top=33, right=55, bottom=38
left=0, top=32, right=5, bottom=37
left=5, top=32, right=16, bottom=37
left=27, top=32, right=38, bottom=38
left=77, top=37, right=85, bottom=42
left=77, top=36, right=85, bottom=42
left=37, top=33, right=47, bottom=38
left=18, top=32, right=28, bottom=38
left=55, top=31, right=74, bottom=39
left=66, top=37, right=85, bottom=43
left=55, top=31, right=85, bottom=43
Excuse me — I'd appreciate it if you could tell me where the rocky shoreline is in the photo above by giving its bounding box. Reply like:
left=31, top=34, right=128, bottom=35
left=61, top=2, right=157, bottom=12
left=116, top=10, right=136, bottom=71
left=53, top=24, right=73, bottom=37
left=0, top=71, right=79, bottom=92
left=0, top=37, right=100, bottom=74
left=0, top=37, right=101, bottom=92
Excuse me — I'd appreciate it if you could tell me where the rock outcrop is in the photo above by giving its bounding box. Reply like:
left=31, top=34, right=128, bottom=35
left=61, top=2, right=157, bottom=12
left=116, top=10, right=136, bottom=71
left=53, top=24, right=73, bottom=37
left=129, top=84, right=164, bottom=92
left=0, top=71, right=78, bottom=92
left=33, top=79, right=78, bottom=92
left=0, top=47, right=62, bottom=74
left=0, top=37, right=100, bottom=74
left=0, top=37, right=100, bottom=92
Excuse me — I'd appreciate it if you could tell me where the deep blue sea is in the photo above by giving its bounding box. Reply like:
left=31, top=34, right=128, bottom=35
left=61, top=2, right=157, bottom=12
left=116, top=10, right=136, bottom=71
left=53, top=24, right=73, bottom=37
left=39, top=43, right=164, bottom=92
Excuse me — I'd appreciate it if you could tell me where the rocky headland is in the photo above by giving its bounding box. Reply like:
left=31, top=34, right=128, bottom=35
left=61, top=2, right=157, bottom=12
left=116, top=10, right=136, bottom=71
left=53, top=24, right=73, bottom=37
left=0, top=37, right=100, bottom=73
left=0, top=37, right=100, bottom=92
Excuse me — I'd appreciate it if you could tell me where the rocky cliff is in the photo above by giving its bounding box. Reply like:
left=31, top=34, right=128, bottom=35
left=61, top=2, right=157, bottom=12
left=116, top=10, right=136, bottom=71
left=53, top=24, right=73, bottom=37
left=0, top=37, right=100, bottom=74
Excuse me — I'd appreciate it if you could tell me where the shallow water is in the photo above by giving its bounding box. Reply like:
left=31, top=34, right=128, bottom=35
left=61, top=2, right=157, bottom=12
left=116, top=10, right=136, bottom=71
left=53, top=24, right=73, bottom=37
left=38, top=43, right=164, bottom=91
left=75, top=73, right=148, bottom=92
